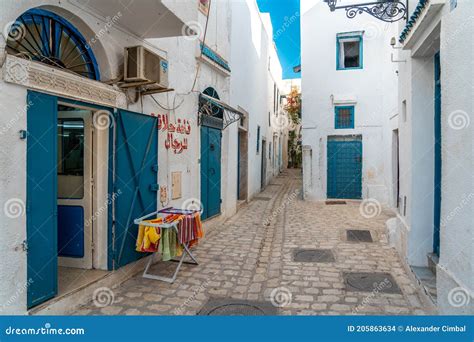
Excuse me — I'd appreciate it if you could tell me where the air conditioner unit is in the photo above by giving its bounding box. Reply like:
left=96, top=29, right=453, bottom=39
left=123, top=46, right=169, bottom=89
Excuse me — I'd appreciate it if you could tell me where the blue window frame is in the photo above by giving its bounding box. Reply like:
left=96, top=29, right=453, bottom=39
left=335, top=106, right=355, bottom=129
left=336, top=32, right=363, bottom=70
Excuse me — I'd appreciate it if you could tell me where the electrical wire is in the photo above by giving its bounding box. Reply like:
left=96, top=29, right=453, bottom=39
left=150, top=93, right=184, bottom=111
left=149, top=0, right=212, bottom=112
left=188, top=0, right=212, bottom=94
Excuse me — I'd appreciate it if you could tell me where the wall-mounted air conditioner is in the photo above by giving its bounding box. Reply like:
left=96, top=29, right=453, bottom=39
left=122, top=45, right=169, bottom=90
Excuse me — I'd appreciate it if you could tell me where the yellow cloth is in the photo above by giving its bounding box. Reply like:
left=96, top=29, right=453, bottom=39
left=136, top=218, right=162, bottom=252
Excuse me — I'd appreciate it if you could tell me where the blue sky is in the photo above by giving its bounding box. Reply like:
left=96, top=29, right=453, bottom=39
left=257, top=0, right=301, bottom=79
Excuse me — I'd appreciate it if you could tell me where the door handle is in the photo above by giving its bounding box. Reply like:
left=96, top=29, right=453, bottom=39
left=210, top=143, right=215, bottom=151
left=209, top=168, right=215, bottom=175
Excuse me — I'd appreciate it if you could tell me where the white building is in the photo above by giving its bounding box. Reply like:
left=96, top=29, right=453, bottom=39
left=301, top=0, right=473, bottom=315
left=300, top=1, right=398, bottom=203
left=230, top=0, right=287, bottom=201
left=391, top=0, right=473, bottom=314
left=0, top=0, right=286, bottom=314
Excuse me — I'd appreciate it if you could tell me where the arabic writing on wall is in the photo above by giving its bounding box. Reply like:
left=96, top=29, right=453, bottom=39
left=153, top=113, right=191, bottom=154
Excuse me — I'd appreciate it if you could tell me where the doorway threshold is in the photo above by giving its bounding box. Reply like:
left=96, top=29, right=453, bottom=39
left=58, top=267, right=108, bottom=297
left=29, top=257, right=150, bottom=315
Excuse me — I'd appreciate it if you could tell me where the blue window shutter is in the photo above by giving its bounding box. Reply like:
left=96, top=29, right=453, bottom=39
left=335, top=106, right=355, bottom=129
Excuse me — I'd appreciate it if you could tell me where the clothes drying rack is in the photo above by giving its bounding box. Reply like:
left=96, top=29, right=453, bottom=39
left=133, top=207, right=201, bottom=283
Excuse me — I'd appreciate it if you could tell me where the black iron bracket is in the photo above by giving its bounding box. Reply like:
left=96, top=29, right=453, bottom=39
left=326, top=1, right=407, bottom=23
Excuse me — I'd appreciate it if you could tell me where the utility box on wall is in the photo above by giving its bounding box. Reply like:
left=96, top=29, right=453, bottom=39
left=171, top=172, right=182, bottom=200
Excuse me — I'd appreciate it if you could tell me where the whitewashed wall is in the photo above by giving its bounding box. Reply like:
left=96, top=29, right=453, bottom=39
left=393, top=0, right=473, bottom=314
left=150, top=0, right=234, bottom=217
left=230, top=0, right=284, bottom=200
left=437, top=0, right=474, bottom=314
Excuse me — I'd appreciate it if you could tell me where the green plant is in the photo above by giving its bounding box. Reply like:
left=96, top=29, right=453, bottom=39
left=285, top=87, right=302, bottom=168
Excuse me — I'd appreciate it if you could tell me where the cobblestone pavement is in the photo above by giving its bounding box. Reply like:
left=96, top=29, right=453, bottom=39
left=75, top=169, right=434, bottom=315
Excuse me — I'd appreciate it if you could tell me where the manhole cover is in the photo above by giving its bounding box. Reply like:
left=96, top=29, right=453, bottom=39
left=198, top=298, right=277, bottom=316
left=347, top=230, right=373, bottom=242
left=293, top=249, right=335, bottom=263
left=343, top=272, right=402, bottom=294
left=325, top=200, right=346, bottom=205
left=254, top=196, right=271, bottom=201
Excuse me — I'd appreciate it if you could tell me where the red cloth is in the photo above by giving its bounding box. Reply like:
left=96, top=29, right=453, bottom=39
left=177, top=212, right=202, bottom=245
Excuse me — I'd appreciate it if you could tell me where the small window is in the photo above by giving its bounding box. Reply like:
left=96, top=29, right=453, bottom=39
left=199, top=0, right=210, bottom=15
left=57, top=118, right=85, bottom=199
left=335, top=106, right=355, bottom=129
left=337, top=34, right=363, bottom=70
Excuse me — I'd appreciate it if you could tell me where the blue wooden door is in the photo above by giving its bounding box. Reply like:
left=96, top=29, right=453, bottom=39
left=327, top=138, right=362, bottom=199
left=26, top=91, right=58, bottom=308
left=113, top=110, right=158, bottom=268
left=200, top=126, right=222, bottom=220
left=433, top=52, right=441, bottom=256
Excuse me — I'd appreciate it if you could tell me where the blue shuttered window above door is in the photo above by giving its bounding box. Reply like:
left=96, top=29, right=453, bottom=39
left=335, top=106, right=355, bottom=129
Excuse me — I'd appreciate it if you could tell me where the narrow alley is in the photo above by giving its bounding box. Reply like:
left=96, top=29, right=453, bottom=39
left=75, top=169, right=432, bottom=316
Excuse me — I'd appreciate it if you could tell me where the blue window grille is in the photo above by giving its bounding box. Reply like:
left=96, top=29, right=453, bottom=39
left=201, top=87, right=224, bottom=119
left=336, top=32, right=363, bottom=70
left=257, top=126, right=261, bottom=153
left=335, top=106, right=355, bottom=129
left=5, top=8, right=100, bottom=80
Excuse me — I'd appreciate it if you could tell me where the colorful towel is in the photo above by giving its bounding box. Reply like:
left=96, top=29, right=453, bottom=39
left=158, top=226, right=182, bottom=261
left=178, top=212, right=204, bottom=245
left=136, top=212, right=203, bottom=257
left=136, top=219, right=162, bottom=253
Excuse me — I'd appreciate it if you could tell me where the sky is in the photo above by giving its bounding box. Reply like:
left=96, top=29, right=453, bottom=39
left=257, top=0, right=301, bottom=80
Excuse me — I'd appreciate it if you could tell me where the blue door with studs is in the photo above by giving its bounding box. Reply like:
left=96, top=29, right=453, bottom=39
left=200, top=126, right=222, bottom=220
left=327, top=137, right=362, bottom=199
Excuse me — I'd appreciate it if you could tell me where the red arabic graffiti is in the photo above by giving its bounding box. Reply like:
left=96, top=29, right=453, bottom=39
left=153, top=113, right=192, bottom=154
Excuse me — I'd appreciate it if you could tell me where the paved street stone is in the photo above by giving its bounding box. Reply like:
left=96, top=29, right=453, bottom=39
left=74, top=170, right=433, bottom=315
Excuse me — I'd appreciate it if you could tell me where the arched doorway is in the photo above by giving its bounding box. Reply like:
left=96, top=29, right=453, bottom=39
left=6, top=8, right=108, bottom=309
left=200, top=87, right=222, bottom=220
